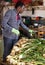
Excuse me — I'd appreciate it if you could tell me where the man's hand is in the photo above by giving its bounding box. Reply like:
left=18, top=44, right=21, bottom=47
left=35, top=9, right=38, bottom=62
left=29, top=29, right=35, bottom=37
left=29, top=29, right=34, bottom=33
left=12, top=28, right=20, bottom=35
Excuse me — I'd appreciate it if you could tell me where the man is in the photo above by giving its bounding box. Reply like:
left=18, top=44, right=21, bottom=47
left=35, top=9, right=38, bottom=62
left=2, top=1, right=34, bottom=62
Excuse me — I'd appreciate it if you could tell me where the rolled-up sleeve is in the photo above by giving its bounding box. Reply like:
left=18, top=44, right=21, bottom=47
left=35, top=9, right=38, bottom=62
left=2, top=10, right=12, bottom=32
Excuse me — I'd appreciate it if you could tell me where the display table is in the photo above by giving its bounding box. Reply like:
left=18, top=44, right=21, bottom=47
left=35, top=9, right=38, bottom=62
left=6, top=38, right=45, bottom=65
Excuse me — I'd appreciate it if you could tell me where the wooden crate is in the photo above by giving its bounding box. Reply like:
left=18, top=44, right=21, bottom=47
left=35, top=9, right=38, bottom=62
left=38, top=26, right=45, bottom=38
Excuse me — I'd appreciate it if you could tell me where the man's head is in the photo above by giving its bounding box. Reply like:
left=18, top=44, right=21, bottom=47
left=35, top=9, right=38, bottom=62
left=15, top=1, right=25, bottom=13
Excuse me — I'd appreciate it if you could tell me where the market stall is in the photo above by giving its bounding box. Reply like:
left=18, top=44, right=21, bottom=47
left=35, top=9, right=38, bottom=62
left=0, top=0, right=45, bottom=65
left=7, top=38, right=45, bottom=65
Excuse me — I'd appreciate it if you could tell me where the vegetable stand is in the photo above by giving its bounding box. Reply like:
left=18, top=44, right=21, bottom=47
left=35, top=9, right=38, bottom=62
left=7, top=38, right=45, bottom=65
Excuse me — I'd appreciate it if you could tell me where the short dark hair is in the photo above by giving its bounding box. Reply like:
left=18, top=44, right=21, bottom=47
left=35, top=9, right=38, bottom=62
left=15, top=1, right=24, bottom=9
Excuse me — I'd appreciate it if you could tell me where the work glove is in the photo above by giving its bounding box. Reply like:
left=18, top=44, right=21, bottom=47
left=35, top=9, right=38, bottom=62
left=12, top=28, right=20, bottom=35
left=29, top=29, right=35, bottom=37
left=29, top=29, right=34, bottom=34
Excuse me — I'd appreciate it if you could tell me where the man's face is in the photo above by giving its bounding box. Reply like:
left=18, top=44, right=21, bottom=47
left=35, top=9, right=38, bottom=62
left=18, top=6, right=25, bottom=13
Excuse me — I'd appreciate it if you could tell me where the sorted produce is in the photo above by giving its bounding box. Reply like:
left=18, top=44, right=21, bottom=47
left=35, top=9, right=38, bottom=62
left=7, top=38, right=45, bottom=65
